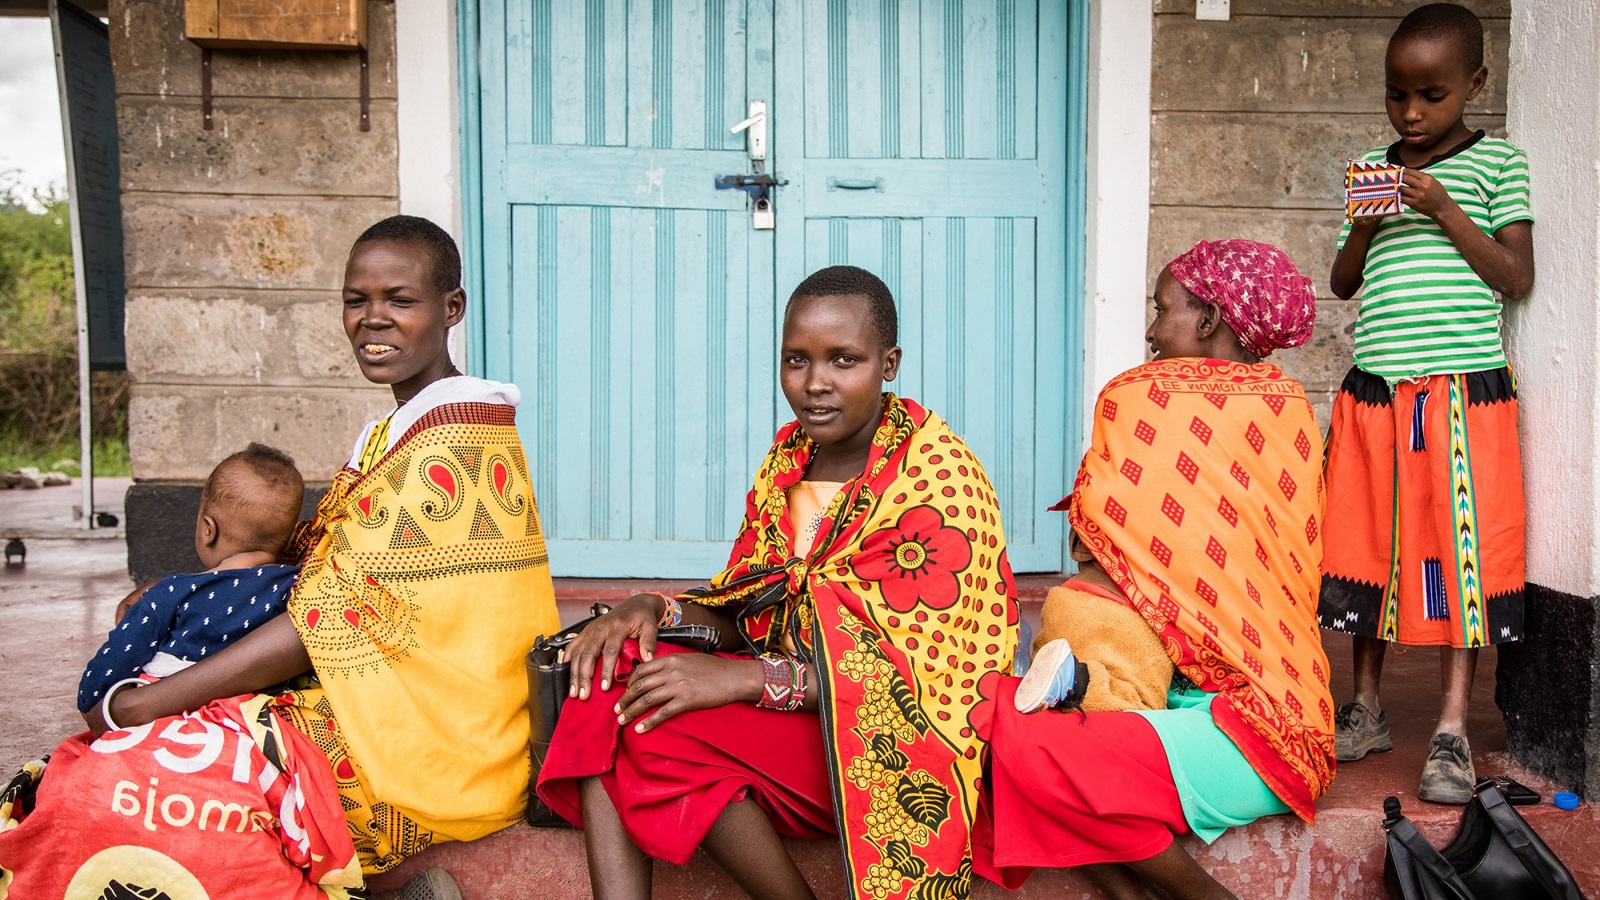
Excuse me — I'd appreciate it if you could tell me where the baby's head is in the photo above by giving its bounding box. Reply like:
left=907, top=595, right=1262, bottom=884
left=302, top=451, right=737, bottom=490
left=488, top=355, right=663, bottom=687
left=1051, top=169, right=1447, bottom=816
left=194, top=443, right=305, bottom=569
left=1384, top=4, right=1487, bottom=156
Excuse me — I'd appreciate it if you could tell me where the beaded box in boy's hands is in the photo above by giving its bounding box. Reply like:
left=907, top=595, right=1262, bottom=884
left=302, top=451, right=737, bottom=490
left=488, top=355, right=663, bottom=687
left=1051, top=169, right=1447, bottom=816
left=1345, top=159, right=1405, bottom=221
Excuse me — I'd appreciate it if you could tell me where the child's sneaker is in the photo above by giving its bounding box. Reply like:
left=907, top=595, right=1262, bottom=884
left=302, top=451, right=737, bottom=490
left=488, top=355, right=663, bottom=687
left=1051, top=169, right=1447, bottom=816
left=1013, top=638, right=1090, bottom=713
left=1418, top=733, right=1475, bottom=805
left=1334, top=701, right=1393, bottom=761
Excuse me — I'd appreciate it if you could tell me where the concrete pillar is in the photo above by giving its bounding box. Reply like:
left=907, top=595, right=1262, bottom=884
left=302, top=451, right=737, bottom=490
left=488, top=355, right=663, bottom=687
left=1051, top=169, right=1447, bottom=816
left=1498, top=0, right=1600, bottom=799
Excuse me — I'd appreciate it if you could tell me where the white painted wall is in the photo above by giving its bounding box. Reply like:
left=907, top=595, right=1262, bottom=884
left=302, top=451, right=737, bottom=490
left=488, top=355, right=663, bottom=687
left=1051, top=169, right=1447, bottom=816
left=394, top=0, right=468, bottom=367
left=1081, top=0, right=1153, bottom=446
left=1504, top=0, right=1600, bottom=598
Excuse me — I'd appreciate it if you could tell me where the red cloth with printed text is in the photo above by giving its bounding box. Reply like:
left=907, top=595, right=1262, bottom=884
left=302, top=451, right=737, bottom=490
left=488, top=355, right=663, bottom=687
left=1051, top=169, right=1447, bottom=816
left=0, top=694, right=360, bottom=899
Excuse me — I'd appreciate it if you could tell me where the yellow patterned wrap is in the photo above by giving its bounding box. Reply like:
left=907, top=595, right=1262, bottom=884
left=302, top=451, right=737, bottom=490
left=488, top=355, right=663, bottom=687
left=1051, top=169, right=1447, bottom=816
left=279, top=400, right=559, bottom=873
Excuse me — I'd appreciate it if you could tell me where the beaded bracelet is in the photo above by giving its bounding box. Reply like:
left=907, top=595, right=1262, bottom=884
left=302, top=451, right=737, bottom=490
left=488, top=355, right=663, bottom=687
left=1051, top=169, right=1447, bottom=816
left=757, top=654, right=794, bottom=710
left=653, top=591, right=683, bottom=628
left=757, top=654, right=807, bottom=711
left=790, top=659, right=808, bottom=710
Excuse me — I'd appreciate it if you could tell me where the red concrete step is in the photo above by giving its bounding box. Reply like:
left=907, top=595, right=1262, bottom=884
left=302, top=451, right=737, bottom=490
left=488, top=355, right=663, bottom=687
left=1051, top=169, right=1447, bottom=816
left=369, top=765, right=1599, bottom=899
left=372, top=615, right=1600, bottom=898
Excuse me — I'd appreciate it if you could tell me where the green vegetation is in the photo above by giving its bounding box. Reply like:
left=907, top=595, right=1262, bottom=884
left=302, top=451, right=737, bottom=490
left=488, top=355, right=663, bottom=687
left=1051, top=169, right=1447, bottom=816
left=0, top=173, right=128, bottom=477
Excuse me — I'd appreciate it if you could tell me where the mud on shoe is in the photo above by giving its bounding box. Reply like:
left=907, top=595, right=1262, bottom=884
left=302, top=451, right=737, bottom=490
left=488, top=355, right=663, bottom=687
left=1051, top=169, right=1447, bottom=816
left=1334, top=701, right=1393, bottom=762
left=1418, top=733, right=1476, bottom=805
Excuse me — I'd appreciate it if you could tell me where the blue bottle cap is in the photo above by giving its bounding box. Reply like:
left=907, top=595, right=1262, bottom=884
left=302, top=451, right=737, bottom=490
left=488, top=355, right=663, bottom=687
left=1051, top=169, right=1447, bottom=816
left=1554, top=791, right=1580, bottom=810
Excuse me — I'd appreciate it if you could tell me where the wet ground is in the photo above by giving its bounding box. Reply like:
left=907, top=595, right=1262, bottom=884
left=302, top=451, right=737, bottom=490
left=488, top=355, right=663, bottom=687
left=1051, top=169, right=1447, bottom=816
left=1, top=478, right=131, bottom=772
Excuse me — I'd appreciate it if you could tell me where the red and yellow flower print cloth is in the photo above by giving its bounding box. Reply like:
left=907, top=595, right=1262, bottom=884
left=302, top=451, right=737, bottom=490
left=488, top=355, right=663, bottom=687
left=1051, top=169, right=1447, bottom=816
left=282, top=400, right=560, bottom=871
left=1068, top=360, right=1335, bottom=821
left=689, top=395, right=1018, bottom=900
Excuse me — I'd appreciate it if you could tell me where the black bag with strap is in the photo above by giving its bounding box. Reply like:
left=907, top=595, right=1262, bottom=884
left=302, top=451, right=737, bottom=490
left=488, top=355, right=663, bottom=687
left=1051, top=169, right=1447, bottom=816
left=1383, top=779, right=1584, bottom=900
left=523, top=602, right=721, bottom=826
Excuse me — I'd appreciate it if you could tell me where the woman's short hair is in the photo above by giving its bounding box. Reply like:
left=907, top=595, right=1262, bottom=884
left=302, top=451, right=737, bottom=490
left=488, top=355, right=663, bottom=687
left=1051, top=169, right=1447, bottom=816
left=787, top=265, right=898, bottom=349
left=353, top=215, right=463, bottom=294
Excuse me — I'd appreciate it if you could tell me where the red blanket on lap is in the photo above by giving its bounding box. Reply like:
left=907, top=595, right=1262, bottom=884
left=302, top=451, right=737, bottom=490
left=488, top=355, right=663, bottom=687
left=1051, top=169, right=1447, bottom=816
left=0, top=694, right=361, bottom=899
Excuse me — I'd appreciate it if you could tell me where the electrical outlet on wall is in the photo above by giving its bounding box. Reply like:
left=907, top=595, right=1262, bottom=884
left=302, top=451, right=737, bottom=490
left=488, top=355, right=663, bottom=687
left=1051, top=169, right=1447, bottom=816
left=1195, top=0, right=1230, bottom=21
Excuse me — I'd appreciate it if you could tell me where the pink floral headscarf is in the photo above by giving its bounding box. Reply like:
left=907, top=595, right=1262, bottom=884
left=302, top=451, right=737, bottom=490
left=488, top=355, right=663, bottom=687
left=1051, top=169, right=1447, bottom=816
left=1165, top=239, right=1315, bottom=359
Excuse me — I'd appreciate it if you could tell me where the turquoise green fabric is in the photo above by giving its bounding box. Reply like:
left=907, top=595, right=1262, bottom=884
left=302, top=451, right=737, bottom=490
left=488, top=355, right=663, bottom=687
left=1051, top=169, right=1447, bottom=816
left=1132, top=686, right=1290, bottom=843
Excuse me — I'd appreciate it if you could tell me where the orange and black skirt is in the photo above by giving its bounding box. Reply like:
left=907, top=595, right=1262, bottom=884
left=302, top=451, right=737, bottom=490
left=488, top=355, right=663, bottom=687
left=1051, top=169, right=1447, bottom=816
left=1317, top=366, right=1524, bottom=648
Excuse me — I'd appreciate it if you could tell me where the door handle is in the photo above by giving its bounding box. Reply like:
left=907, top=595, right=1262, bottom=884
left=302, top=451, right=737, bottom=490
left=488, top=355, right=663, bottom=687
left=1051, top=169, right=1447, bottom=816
left=729, top=101, right=766, bottom=162
left=827, top=177, right=885, bottom=192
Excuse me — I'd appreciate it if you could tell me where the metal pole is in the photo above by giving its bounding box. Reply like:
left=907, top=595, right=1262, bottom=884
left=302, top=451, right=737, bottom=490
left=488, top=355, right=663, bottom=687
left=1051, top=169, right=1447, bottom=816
left=49, top=0, right=95, bottom=530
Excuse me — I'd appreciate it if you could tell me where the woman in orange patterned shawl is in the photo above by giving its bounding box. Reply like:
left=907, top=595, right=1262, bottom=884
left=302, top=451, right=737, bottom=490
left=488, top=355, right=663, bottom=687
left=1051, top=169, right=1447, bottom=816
left=974, top=241, right=1334, bottom=900
left=539, top=266, right=1017, bottom=900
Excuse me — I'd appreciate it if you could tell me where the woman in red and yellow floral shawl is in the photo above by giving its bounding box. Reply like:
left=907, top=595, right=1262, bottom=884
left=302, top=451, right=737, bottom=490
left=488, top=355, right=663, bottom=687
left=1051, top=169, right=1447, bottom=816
left=539, top=266, right=1018, bottom=900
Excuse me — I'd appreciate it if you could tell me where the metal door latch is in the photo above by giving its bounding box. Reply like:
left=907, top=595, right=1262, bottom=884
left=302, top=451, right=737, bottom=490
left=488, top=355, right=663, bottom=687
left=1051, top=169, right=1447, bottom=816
left=715, top=174, right=786, bottom=230
left=722, top=101, right=781, bottom=229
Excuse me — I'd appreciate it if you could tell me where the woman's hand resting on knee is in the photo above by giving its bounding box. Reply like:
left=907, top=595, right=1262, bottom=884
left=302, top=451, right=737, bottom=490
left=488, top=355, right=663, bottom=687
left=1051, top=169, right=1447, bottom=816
left=567, top=593, right=665, bottom=699
left=614, top=654, right=763, bottom=733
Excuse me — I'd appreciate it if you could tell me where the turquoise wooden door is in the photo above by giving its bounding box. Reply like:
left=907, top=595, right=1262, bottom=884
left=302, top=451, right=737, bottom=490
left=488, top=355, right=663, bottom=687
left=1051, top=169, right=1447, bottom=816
left=467, top=0, right=1085, bottom=576
left=773, top=0, right=1078, bottom=571
left=472, top=0, right=778, bottom=576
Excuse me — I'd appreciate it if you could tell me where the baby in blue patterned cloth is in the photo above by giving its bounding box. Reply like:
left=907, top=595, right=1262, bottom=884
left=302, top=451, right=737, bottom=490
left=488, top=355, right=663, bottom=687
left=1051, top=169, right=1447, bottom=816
left=77, top=443, right=305, bottom=715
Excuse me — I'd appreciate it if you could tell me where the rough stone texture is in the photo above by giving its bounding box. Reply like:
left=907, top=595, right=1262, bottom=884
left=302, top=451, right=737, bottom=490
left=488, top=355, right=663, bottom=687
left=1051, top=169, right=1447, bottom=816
left=110, top=0, right=397, bottom=99
left=1497, top=584, right=1600, bottom=798
left=1151, top=113, right=1505, bottom=209
left=123, top=291, right=367, bottom=384
left=122, top=196, right=395, bottom=291
left=1148, top=207, right=1344, bottom=297
left=108, top=0, right=399, bottom=576
left=127, top=385, right=392, bottom=483
left=118, top=98, right=399, bottom=196
left=1152, top=16, right=1511, bottom=114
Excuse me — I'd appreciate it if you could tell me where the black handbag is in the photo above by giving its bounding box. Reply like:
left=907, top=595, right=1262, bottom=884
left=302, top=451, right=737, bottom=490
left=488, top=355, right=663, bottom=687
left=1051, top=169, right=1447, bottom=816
left=524, top=602, right=721, bottom=826
left=1383, top=779, right=1584, bottom=900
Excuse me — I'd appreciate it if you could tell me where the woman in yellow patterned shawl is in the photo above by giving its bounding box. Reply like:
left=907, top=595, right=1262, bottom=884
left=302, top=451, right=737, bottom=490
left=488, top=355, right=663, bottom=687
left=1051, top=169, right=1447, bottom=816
left=538, top=266, right=1018, bottom=900
left=81, top=216, right=560, bottom=882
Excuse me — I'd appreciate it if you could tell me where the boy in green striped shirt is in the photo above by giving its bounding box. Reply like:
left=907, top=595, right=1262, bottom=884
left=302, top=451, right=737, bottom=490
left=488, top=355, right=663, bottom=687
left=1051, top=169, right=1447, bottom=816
left=1317, top=3, right=1535, bottom=805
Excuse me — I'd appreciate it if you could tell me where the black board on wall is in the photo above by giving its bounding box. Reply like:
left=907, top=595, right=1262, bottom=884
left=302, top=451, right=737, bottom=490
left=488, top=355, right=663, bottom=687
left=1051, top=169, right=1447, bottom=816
left=52, top=0, right=125, bottom=371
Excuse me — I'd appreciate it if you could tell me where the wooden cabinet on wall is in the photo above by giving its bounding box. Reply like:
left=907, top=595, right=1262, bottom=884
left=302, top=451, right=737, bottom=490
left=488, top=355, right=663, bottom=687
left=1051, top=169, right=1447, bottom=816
left=184, top=0, right=366, bottom=50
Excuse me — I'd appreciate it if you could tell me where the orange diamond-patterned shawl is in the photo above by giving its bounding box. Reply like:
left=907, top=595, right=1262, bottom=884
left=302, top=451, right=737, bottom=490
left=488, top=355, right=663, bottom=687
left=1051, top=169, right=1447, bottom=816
left=1068, top=360, right=1335, bottom=822
left=687, top=394, right=1019, bottom=900
left=282, top=400, right=559, bottom=870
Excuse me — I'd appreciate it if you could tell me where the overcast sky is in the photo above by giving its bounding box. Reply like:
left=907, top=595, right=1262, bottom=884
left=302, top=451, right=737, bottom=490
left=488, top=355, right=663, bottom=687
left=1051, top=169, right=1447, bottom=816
left=0, top=17, right=67, bottom=205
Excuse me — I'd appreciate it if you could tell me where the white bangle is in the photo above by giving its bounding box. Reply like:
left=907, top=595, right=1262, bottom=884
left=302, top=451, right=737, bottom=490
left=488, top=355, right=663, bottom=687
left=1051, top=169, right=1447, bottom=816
left=100, top=678, right=146, bottom=733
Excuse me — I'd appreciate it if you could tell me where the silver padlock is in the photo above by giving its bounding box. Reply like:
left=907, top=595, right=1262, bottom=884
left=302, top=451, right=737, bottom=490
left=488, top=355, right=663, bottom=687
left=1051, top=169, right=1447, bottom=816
left=752, top=196, right=775, bottom=230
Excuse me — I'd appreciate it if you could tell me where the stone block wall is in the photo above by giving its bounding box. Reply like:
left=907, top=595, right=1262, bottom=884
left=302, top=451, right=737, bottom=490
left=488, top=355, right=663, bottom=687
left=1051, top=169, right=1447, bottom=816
left=1146, top=0, right=1511, bottom=427
left=111, top=0, right=400, bottom=579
